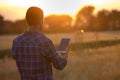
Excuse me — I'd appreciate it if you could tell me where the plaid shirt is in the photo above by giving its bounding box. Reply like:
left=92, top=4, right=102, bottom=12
left=12, top=31, right=67, bottom=80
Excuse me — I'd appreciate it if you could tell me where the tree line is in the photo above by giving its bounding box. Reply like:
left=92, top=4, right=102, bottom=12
left=0, top=5, right=120, bottom=34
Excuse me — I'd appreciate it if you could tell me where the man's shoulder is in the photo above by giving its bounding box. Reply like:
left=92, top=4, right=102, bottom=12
left=38, top=33, right=51, bottom=43
left=13, top=33, right=24, bottom=42
left=13, top=32, right=52, bottom=44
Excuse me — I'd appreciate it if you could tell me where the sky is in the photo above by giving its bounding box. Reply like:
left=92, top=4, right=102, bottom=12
left=0, top=0, right=120, bottom=21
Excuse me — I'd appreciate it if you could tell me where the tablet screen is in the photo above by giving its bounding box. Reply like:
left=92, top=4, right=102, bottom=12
left=58, top=38, right=70, bottom=52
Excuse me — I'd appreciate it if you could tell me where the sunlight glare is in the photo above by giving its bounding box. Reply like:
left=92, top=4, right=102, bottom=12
left=87, top=0, right=104, bottom=4
left=6, top=0, right=39, bottom=7
left=80, top=29, right=84, bottom=33
left=0, top=0, right=119, bottom=21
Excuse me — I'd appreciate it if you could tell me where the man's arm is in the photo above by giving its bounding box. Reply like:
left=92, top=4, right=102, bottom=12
left=11, top=40, right=16, bottom=59
left=42, top=40, right=68, bottom=70
left=57, top=50, right=68, bottom=60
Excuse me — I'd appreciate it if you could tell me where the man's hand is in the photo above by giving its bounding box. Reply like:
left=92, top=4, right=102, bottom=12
left=57, top=51, right=68, bottom=59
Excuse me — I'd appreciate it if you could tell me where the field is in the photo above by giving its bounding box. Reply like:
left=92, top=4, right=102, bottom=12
left=0, top=31, right=120, bottom=80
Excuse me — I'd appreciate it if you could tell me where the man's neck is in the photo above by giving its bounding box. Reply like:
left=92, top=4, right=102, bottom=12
left=29, top=26, right=40, bottom=33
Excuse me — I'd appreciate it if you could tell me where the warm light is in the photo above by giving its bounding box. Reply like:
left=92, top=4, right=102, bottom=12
left=86, top=0, right=104, bottom=5
left=4, top=0, right=37, bottom=7
left=80, top=29, right=84, bottom=33
left=0, top=0, right=120, bottom=21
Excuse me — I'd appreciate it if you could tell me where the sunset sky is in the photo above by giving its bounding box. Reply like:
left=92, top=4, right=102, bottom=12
left=0, top=0, right=120, bottom=21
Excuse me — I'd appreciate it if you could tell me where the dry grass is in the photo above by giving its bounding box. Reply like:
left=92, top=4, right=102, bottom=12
left=1, top=45, right=120, bottom=80
left=0, top=58, right=20, bottom=80
left=0, top=31, right=120, bottom=50
left=0, top=31, right=120, bottom=80
left=54, top=45, right=120, bottom=80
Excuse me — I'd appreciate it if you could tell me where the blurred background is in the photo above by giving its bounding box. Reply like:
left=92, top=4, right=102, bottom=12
left=0, top=0, right=120, bottom=80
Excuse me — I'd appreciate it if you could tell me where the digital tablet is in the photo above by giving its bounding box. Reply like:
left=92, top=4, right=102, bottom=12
left=57, top=37, right=70, bottom=53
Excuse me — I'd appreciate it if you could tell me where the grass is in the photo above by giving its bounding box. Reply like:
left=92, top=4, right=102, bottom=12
left=70, top=39, right=120, bottom=51
left=0, top=39, right=120, bottom=59
left=0, top=58, right=20, bottom=80
left=1, top=45, right=120, bottom=80
left=0, top=32, right=120, bottom=80
left=0, top=49, right=12, bottom=59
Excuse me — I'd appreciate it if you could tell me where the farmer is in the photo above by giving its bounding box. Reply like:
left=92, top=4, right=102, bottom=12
left=12, top=6, right=68, bottom=80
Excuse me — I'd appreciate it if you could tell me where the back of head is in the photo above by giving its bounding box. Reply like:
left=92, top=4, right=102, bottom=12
left=26, top=6, right=44, bottom=27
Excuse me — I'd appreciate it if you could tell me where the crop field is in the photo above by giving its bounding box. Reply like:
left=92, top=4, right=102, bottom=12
left=0, top=31, right=120, bottom=80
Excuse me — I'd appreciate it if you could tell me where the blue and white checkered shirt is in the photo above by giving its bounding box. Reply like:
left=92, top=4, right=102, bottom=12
left=12, top=31, right=67, bottom=80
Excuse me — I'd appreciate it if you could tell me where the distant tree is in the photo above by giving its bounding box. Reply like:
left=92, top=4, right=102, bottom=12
left=11, top=19, right=28, bottom=34
left=75, top=5, right=95, bottom=31
left=0, top=15, right=4, bottom=25
left=3, top=20, right=13, bottom=34
left=0, top=15, right=5, bottom=34
left=44, top=14, right=73, bottom=33
left=96, top=9, right=120, bottom=31
left=96, top=9, right=110, bottom=31
left=108, top=10, right=120, bottom=30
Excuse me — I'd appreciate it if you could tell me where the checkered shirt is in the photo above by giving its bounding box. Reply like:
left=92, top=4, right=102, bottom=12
left=12, top=31, right=67, bottom=80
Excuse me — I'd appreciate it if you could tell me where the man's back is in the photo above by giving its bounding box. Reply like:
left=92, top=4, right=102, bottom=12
left=12, top=31, right=67, bottom=80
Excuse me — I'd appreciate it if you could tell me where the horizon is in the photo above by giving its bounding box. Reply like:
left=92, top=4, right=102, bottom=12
left=0, top=0, right=120, bottom=21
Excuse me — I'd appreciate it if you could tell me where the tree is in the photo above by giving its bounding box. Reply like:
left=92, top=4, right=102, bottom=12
left=75, top=5, right=95, bottom=31
left=43, top=14, right=73, bottom=33
left=11, top=19, right=28, bottom=34
left=3, top=20, right=13, bottom=34
left=108, top=10, right=120, bottom=30
left=0, top=15, right=5, bottom=34
left=96, top=9, right=110, bottom=31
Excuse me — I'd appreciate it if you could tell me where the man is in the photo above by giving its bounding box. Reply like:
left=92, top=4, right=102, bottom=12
left=12, top=6, right=68, bottom=80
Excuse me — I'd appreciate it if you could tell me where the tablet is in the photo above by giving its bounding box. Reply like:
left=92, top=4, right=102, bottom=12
left=57, top=37, right=70, bottom=53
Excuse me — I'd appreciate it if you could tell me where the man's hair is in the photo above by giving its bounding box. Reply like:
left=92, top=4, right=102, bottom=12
left=26, top=6, right=43, bottom=26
